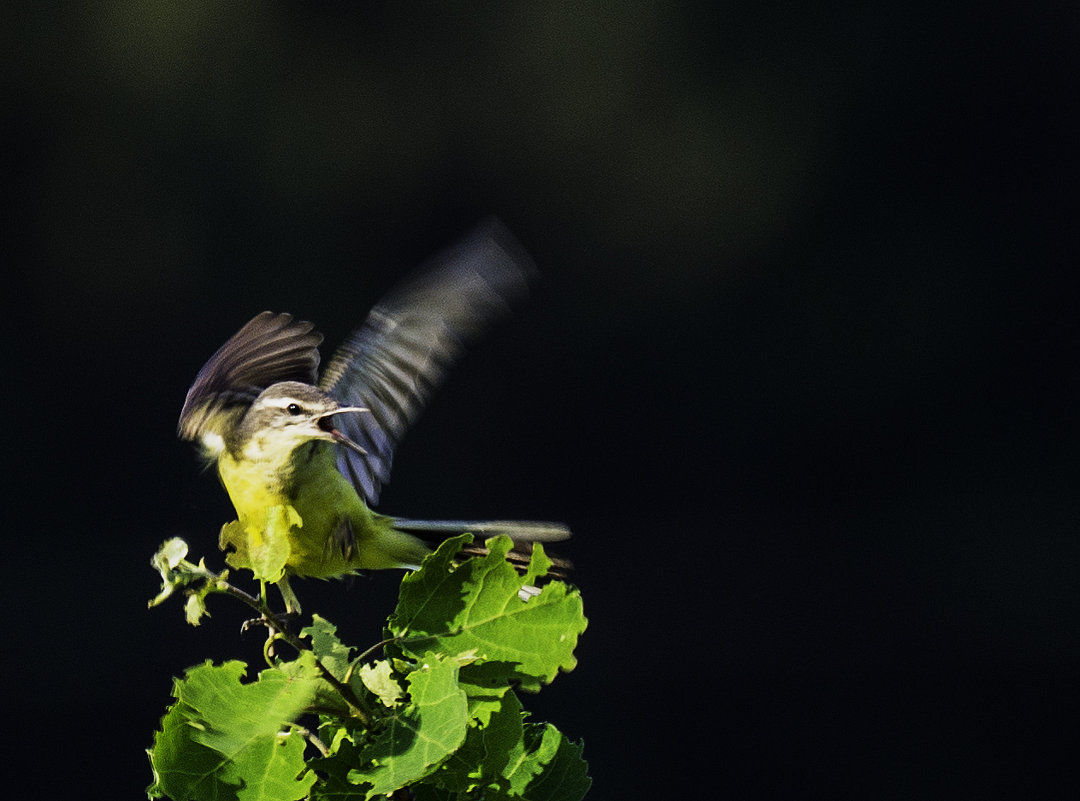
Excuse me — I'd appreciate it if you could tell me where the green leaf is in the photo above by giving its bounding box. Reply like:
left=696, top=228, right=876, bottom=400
left=357, top=660, right=404, bottom=708
left=148, top=698, right=236, bottom=801
left=388, top=535, right=587, bottom=692
left=314, top=654, right=468, bottom=798
left=179, top=659, right=318, bottom=750
left=308, top=731, right=367, bottom=800
left=277, top=616, right=363, bottom=715
left=184, top=591, right=210, bottom=626
left=459, top=679, right=516, bottom=729
left=221, top=732, right=314, bottom=801
left=503, top=723, right=591, bottom=801
left=148, top=660, right=319, bottom=801
left=300, top=615, right=354, bottom=680
left=432, top=686, right=524, bottom=794
left=353, top=655, right=469, bottom=794
left=426, top=690, right=592, bottom=801
left=153, top=537, right=190, bottom=575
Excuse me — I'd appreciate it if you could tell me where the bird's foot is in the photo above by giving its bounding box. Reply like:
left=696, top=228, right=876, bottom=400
left=240, top=611, right=298, bottom=636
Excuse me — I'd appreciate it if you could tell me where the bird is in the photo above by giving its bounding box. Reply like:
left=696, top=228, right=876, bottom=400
left=177, top=219, right=570, bottom=613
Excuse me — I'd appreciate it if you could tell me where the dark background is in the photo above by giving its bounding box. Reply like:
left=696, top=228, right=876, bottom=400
left=6, top=2, right=1077, bottom=798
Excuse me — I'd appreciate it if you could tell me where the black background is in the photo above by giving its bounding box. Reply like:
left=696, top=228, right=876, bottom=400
left=6, top=2, right=1077, bottom=798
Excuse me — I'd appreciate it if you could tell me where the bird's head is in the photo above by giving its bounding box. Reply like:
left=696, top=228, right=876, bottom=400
left=236, top=381, right=367, bottom=461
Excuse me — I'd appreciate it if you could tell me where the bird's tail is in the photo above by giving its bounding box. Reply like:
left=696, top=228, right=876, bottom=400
left=391, top=518, right=573, bottom=576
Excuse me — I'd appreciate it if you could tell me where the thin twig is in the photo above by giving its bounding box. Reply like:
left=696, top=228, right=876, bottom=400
left=205, top=575, right=375, bottom=725
left=289, top=724, right=331, bottom=758
left=344, top=636, right=399, bottom=684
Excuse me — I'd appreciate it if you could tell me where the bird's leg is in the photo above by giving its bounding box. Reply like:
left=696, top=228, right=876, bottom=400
left=277, top=575, right=302, bottom=616
left=240, top=577, right=299, bottom=646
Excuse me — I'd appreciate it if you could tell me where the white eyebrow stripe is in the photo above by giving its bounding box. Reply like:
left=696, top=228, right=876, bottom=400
left=258, top=396, right=303, bottom=410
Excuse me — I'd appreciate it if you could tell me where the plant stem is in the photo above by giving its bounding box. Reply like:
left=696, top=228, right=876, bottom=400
left=210, top=575, right=374, bottom=725
left=289, top=724, right=331, bottom=758
left=345, top=637, right=398, bottom=684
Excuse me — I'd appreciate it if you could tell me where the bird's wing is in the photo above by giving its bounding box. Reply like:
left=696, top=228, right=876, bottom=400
left=178, top=312, right=323, bottom=452
left=319, top=218, right=536, bottom=505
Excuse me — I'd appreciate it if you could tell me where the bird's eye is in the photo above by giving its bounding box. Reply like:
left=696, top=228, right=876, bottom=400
left=286, top=403, right=303, bottom=416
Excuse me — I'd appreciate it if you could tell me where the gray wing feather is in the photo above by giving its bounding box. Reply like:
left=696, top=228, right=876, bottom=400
left=178, top=312, right=323, bottom=445
left=319, top=218, right=536, bottom=505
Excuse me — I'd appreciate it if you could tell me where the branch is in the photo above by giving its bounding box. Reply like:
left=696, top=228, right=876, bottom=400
left=148, top=539, right=373, bottom=724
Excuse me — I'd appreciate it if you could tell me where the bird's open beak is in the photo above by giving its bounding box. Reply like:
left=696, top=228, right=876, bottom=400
left=316, top=406, right=369, bottom=455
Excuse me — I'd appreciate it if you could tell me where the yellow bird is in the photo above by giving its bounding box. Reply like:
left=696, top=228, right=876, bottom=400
left=177, top=220, right=569, bottom=612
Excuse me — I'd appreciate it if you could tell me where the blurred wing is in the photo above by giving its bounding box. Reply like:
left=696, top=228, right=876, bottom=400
left=319, top=218, right=536, bottom=505
left=178, top=312, right=323, bottom=452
